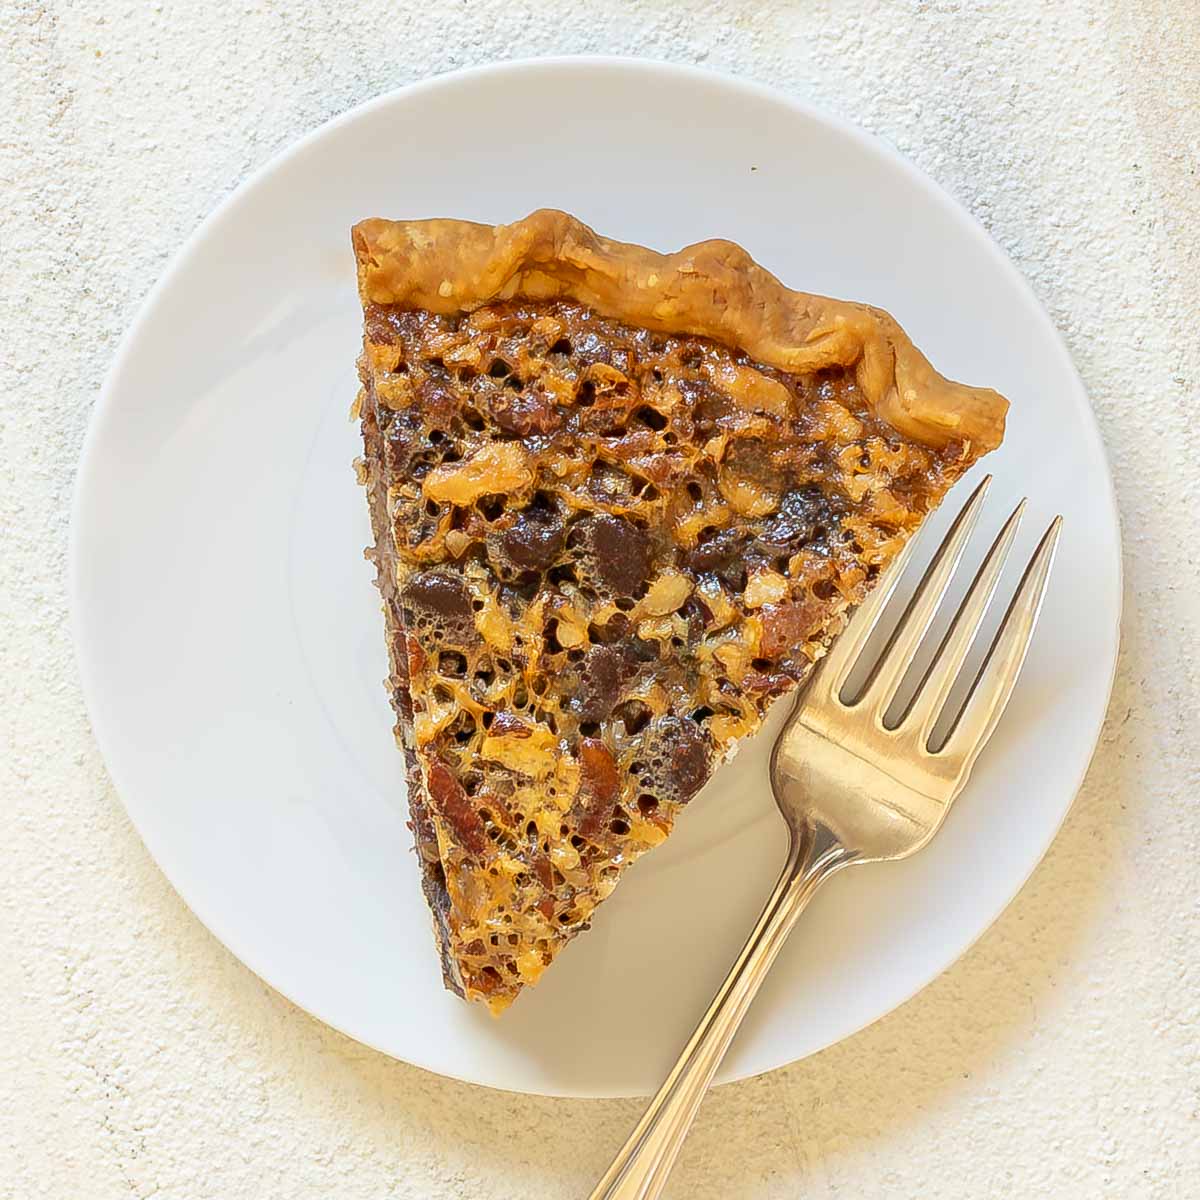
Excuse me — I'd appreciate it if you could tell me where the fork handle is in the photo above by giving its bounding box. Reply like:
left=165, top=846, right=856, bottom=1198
left=587, top=824, right=853, bottom=1200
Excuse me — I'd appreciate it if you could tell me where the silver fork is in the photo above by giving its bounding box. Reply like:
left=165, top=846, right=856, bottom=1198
left=589, top=477, right=1061, bottom=1200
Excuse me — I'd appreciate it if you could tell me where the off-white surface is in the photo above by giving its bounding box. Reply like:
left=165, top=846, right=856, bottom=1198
left=2, top=1, right=1197, bottom=1195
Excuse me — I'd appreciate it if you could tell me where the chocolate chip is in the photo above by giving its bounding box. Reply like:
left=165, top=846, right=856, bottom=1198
left=686, top=528, right=753, bottom=590
left=666, top=718, right=710, bottom=801
left=575, top=514, right=652, bottom=596
left=501, top=505, right=565, bottom=572
left=686, top=527, right=746, bottom=574
left=489, top=387, right=561, bottom=437
left=759, top=486, right=842, bottom=551
left=403, top=571, right=472, bottom=619
left=570, top=645, right=624, bottom=722
left=635, top=716, right=711, bottom=806
left=721, top=437, right=786, bottom=502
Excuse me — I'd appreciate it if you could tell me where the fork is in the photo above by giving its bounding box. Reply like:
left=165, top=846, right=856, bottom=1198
left=588, top=476, right=1062, bottom=1200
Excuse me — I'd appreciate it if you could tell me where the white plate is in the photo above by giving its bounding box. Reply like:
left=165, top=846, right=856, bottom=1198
left=71, top=58, right=1121, bottom=1098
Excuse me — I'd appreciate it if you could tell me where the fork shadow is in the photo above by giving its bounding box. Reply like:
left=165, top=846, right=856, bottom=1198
left=235, top=640, right=1133, bottom=1199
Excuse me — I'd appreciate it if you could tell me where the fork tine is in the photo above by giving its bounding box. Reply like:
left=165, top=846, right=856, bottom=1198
left=901, top=499, right=1026, bottom=740
left=854, top=475, right=991, bottom=713
left=938, top=516, right=1062, bottom=766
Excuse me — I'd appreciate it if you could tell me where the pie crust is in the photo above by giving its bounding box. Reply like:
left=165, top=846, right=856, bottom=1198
left=354, top=209, right=1005, bottom=453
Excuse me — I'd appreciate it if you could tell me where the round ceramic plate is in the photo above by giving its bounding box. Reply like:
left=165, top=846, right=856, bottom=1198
left=71, top=58, right=1121, bottom=1098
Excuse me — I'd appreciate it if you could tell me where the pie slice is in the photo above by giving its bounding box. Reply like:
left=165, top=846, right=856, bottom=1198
left=352, top=210, right=1007, bottom=1012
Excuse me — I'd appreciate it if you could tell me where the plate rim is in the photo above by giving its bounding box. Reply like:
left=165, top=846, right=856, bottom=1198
left=69, top=54, right=1124, bottom=1098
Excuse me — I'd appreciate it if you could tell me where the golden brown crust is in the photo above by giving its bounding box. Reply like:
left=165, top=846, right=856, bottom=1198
left=352, top=209, right=1007, bottom=452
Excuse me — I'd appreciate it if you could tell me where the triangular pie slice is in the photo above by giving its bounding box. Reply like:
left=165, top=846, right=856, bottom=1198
left=352, top=210, right=1007, bottom=1012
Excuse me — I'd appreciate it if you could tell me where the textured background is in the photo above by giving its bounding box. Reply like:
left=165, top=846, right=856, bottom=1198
left=3, top=1, right=1198, bottom=1196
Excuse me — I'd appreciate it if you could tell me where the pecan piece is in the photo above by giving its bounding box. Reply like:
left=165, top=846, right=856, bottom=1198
left=425, top=759, right=488, bottom=858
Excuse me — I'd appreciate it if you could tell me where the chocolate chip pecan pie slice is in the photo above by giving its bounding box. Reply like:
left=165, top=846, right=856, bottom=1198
left=352, top=210, right=1007, bottom=1012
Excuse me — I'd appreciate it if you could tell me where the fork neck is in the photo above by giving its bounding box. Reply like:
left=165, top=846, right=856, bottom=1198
left=785, top=820, right=857, bottom=886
